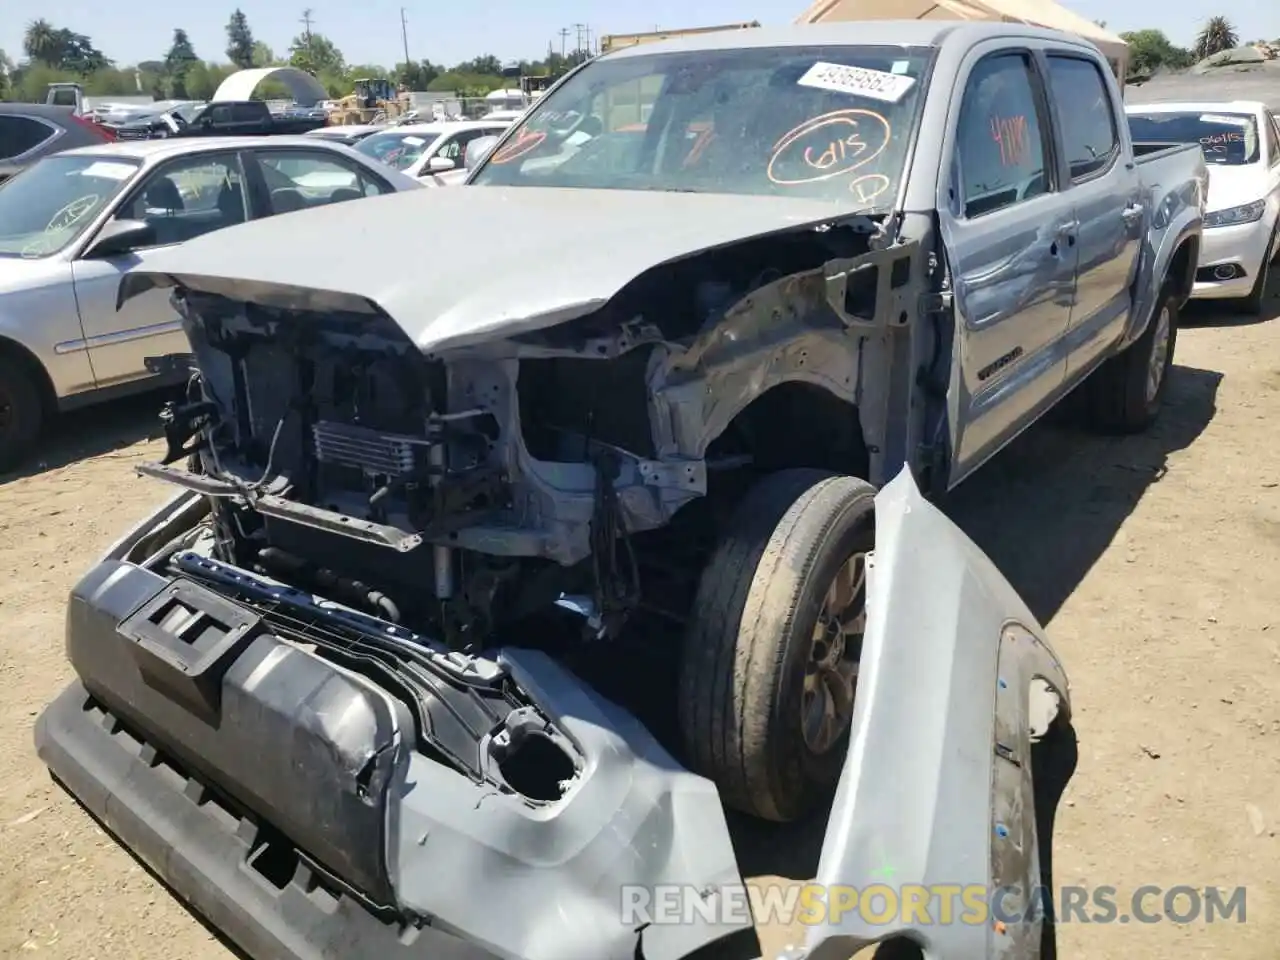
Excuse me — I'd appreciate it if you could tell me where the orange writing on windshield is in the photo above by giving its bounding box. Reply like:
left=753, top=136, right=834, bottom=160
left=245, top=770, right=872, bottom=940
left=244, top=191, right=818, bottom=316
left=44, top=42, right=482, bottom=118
left=490, top=129, right=546, bottom=164
left=990, top=114, right=1029, bottom=167
left=768, top=109, right=891, bottom=186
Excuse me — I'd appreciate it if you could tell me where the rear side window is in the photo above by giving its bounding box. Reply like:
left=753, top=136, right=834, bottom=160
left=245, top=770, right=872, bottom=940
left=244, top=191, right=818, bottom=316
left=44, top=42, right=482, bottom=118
left=1046, top=56, right=1118, bottom=181
left=955, top=53, right=1050, bottom=218
left=0, top=115, right=57, bottom=161
left=1267, top=112, right=1280, bottom=167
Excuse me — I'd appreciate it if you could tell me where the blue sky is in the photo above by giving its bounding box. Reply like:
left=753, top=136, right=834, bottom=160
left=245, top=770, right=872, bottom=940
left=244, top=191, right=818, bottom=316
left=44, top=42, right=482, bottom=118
left=2, top=0, right=1276, bottom=70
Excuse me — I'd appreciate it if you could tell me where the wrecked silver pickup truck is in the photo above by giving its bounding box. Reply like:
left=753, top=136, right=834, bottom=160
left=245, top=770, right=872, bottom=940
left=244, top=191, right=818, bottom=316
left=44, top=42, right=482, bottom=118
left=36, top=19, right=1202, bottom=960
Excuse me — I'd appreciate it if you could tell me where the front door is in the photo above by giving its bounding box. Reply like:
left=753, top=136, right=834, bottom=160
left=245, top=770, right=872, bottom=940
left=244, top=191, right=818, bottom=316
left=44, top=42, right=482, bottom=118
left=1045, top=53, right=1143, bottom=382
left=937, top=47, right=1078, bottom=484
left=69, top=151, right=250, bottom=387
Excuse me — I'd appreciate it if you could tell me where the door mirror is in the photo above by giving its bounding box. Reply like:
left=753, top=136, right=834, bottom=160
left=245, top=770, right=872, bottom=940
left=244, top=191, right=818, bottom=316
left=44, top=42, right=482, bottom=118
left=83, top=219, right=156, bottom=259
left=464, top=135, right=500, bottom=170
left=427, top=155, right=455, bottom=173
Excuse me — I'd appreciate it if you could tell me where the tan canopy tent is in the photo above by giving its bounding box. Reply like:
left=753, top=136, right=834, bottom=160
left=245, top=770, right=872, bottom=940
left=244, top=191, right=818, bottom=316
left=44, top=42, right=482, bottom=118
left=796, top=0, right=1128, bottom=80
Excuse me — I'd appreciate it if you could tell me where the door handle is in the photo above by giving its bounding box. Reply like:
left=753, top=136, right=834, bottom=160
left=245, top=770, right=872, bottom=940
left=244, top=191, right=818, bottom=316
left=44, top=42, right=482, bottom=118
left=1054, top=220, right=1078, bottom=237
left=1122, top=204, right=1144, bottom=224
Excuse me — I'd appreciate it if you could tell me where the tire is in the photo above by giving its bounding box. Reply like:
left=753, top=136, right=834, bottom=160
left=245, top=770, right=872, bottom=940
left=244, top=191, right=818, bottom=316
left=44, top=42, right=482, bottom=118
left=1082, top=281, right=1178, bottom=434
left=0, top=354, right=44, bottom=474
left=678, top=468, right=876, bottom=822
left=1234, top=223, right=1275, bottom=315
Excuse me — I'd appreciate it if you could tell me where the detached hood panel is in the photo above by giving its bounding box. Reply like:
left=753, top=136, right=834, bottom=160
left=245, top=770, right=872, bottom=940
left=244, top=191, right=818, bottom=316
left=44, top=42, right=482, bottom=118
left=119, top=185, right=852, bottom=354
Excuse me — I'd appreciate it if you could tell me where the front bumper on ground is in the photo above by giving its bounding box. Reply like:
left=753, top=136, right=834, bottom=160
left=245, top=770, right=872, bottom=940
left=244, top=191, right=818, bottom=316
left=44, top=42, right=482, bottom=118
left=37, top=683, right=502, bottom=960
left=33, top=558, right=753, bottom=960
left=1191, top=216, right=1273, bottom=299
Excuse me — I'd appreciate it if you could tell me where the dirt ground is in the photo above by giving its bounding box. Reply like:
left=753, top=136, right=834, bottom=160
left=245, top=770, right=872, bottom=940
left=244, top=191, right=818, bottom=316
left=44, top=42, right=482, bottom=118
left=2, top=302, right=1278, bottom=960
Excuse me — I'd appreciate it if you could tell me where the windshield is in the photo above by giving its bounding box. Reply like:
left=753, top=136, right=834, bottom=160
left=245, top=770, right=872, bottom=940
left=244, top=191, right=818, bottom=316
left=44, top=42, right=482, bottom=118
left=1127, top=111, right=1260, bottom=165
left=168, top=103, right=204, bottom=126
left=0, top=154, right=141, bottom=258
left=470, top=45, right=931, bottom=209
left=355, top=131, right=438, bottom=170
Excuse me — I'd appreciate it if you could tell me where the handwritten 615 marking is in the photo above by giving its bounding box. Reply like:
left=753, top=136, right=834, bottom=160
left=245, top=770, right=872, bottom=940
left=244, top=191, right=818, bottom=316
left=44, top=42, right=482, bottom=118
left=767, top=109, right=891, bottom=186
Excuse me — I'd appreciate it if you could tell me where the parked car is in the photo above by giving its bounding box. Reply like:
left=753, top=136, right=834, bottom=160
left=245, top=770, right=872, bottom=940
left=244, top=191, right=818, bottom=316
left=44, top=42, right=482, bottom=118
left=36, top=20, right=1204, bottom=960
left=0, top=103, right=116, bottom=185
left=109, top=100, right=328, bottom=140
left=1127, top=100, right=1280, bottom=313
left=0, top=136, right=422, bottom=470
left=353, top=119, right=512, bottom=179
left=304, top=123, right=386, bottom=146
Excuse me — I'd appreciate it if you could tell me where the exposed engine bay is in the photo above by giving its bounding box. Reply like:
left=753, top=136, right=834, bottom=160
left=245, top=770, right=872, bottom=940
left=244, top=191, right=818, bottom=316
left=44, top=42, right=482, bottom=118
left=140, top=221, right=920, bottom=651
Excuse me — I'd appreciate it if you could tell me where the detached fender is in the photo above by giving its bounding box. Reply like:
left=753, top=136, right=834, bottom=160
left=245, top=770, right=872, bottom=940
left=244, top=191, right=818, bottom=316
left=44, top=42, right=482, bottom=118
left=801, top=467, right=1072, bottom=960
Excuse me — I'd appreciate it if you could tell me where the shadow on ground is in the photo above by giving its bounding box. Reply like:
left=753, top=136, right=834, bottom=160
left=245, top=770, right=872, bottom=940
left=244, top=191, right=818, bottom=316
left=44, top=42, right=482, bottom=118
left=726, top=363, right=1222, bottom=889
left=0, top=388, right=172, bottom=486
left=945, top=363, right=1222, bottom=623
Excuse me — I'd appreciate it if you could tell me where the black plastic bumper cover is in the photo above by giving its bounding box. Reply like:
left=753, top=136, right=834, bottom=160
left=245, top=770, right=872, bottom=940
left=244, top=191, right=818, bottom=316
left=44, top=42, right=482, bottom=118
left=35, top=683, right=499, bottom=960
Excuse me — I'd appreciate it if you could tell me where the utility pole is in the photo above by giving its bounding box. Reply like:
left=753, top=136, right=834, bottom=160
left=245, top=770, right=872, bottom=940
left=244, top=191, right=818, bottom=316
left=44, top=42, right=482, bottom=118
left=300, top=8, right=315, bottom=63
left=559, top=27, right=569, bottom=58
left=400, top=7, right=411, bottom=71
left=573, top=23, right=586, bottom=57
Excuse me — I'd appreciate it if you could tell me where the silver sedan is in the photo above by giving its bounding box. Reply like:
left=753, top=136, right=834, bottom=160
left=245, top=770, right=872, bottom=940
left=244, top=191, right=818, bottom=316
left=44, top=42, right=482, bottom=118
left=0, top=135, right=422, bottom=470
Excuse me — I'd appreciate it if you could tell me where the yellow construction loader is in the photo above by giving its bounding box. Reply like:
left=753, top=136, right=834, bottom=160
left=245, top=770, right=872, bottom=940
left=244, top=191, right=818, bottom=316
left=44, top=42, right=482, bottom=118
left=327, top=78, right=411, bottom=126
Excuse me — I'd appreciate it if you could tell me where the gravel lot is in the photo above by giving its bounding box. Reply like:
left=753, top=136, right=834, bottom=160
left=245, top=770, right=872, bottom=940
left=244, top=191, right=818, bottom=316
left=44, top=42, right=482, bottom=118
left=2, top=300, right=1278, bottom=960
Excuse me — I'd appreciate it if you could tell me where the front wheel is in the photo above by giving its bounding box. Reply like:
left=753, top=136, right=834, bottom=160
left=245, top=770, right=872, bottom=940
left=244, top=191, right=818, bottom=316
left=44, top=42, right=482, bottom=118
left=1234, top=222, right=1276, bottom=315
left=0, top=354, right=44, bottom=473
left=678, top=469, right=876, bottom=822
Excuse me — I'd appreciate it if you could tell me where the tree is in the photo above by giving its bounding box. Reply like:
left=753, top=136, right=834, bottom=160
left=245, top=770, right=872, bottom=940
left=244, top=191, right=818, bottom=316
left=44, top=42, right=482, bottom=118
left=226, top=9, right=255, bottom=69
left=56, top=30, right=111, bottom=74
left=0, top=49, right=12, bottom=98
left=454, top=54, right=502, bottom=76
left=165, top=29, right=198, bottom=97
left=395, top=59, right=439, bottom=89
left=1120, top=29, right=1193, bottom=75
left=251, top=40, right=276, bottom=67
left=1194, top=16, right=1239, bottom=60
left=288, top=32, right=345, bottom=76
left=23, top=19, right=61, bottom=66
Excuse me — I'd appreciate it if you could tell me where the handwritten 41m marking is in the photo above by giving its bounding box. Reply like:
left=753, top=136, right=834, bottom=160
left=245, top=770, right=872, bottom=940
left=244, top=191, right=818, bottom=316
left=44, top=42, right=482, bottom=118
left=990, top=113, right=1029, bottom=168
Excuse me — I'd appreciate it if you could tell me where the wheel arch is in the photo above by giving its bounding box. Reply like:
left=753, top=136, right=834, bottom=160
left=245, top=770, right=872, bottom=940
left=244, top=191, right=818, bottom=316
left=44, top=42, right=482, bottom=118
left=0, top=333, right=58, bottom=419
left=701, top=377, right=871, bottom=479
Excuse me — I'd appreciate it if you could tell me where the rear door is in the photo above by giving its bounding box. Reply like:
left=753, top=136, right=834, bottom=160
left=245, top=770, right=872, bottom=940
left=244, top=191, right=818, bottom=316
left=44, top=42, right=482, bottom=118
left=937, top=44, right=1077, bottom=484
left=1042, top=51, right=1143, bottom=383
left=69, top=150, right=251, bottom=387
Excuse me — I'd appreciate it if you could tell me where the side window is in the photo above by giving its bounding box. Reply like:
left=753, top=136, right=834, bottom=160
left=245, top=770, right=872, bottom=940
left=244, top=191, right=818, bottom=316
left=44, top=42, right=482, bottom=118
left=1046, top=56, right=1119, bottom=181
left=438, top=130, right=489, bottom=162
left=116, top=154, right=247, bottom=247
left=0, top=115, right=57, bottom=160
left=1267, top=113, right=1280, bottom=167
left=955, top=53, right=1050, bottom=218
left=256, top=150, right=390, bottom=215
left=230, top=103, right=263, bottom=123
left=210, top=105, right=233, bottom=125
left=436, top=135, right=466, bottom=162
